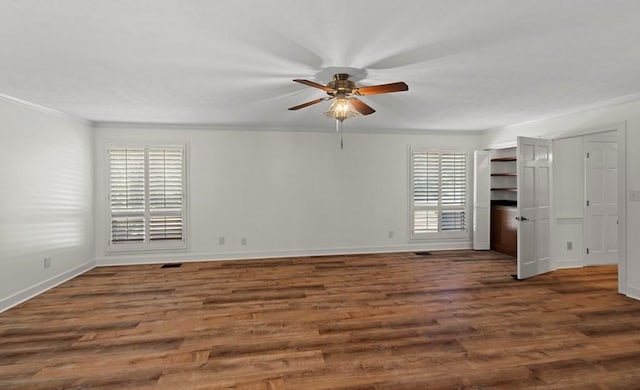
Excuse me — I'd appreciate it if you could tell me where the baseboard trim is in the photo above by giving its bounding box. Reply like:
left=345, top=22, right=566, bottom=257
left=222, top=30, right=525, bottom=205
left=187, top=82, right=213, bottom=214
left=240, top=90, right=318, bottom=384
left=626, top=285, right=640, bottom=301
left=586, top=259, right=618, bottom=266
left=0, top=260, right=96, bottom=313
left=95, top=242, right=472, bottom=266
left=553, top=259, right=584, bottom=269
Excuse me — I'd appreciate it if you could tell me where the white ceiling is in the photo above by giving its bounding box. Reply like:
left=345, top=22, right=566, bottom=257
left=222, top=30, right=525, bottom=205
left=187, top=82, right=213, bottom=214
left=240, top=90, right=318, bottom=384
left=2, top=0, right=640, bottom=131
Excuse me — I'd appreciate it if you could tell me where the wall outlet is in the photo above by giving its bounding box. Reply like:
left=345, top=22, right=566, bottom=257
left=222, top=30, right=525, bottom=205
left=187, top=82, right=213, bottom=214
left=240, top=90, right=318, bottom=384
left=218, top=236, right=225, bottom=245
left=241, top=238, right=247, bottom=246
left=43, top=257, right=51, bottom=268
left=566, top=241, right=573, bottom=251
left=388, top=230, right=394, bottom=239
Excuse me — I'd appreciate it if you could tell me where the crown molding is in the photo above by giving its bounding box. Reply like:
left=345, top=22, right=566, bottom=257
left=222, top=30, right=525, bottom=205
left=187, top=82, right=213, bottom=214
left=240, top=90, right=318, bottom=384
left=0, top=93, right=92, bottom=125
left=486, top=92, right=640, bottom=133
left=92, top=120, right=481, bottom=136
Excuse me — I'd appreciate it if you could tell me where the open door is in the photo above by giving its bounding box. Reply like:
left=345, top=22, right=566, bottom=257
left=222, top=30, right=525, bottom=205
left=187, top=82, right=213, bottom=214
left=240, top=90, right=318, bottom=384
left=517, top=136, right=552, bottom=279
left=473, top=151, right=490, bottom=250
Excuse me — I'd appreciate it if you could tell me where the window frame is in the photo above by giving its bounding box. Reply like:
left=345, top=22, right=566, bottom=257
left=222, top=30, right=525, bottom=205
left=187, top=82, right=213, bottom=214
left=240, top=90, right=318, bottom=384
left=107, top=143, right=188, bottom=253
left=408, top=146, right=471, bottom=242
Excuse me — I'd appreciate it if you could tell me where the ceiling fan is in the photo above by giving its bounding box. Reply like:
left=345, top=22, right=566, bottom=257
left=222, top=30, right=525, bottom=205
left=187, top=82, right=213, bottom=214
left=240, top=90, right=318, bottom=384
left=288, top=73, right=408, bottom=120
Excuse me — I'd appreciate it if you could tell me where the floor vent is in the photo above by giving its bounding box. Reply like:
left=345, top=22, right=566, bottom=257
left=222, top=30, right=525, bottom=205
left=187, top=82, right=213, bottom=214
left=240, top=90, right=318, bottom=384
left=161, top=263, right=182, bottom=268
left=415, top=251, right=432, bottom=256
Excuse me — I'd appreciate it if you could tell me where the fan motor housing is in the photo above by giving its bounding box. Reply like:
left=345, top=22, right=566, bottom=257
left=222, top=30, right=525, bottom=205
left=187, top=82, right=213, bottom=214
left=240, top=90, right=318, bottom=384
left=327, top=73, right=356, bottom=95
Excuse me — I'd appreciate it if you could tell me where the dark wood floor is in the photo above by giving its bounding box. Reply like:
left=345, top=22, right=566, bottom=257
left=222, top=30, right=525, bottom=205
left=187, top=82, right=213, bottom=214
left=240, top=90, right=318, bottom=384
left=1, top=250, right=640, bottom=389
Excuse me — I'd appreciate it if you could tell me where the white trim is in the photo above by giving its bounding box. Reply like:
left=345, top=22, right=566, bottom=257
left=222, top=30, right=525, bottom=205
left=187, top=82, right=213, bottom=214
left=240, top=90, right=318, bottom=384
left=408, top=233, right=470, bottom=243
left=0, top=260, right=95, bottom=313
left=484, top=140, right=517, bottom=150
left=617, top=126, right=627, bottom=295
left=483, top=122, right=626, bottom=150
left=95, top=242, right=473, bottom=267
left=93, top=92, right=640, bottom=136
left=555, top=217, right=584, bottom=224
left=549, top=121, right=625, bottom=140
left=626, top=285, right=640, bottom=301
left=549, top=138, right=556, bottom=276
left=93, top=121, right=481, bottom=136
left=0, top=92, right=91, bottom=125
left=554, top=260, right=585, bottom=269
left=485, top=94, right=640, bottom=133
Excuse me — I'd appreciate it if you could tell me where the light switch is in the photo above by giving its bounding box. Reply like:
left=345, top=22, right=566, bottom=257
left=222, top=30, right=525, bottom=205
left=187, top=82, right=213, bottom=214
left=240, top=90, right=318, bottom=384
left=630, top=190, right=640, bottom=202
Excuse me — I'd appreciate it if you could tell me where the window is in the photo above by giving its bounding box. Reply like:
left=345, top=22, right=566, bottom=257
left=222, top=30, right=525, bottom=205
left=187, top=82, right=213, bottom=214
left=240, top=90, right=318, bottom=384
left=410, top=149, right=467, bottom=240
left=108, top=145, right=186, bottom=250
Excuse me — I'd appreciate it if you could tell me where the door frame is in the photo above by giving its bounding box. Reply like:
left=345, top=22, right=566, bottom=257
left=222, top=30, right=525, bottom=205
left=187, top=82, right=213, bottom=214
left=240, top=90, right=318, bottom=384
left=552, top=122, right=627, bottom=294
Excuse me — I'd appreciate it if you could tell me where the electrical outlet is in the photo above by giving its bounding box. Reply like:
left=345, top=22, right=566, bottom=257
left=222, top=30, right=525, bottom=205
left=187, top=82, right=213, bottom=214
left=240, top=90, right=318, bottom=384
left=388, top=230, right=394, bottom=239
left=566, top=241, right=573, bottom=251
left=219, top=236, right=225, bottom=245
left=43, top=257, right=51, bottom=268
left=241, top=238, right=247, bottom=246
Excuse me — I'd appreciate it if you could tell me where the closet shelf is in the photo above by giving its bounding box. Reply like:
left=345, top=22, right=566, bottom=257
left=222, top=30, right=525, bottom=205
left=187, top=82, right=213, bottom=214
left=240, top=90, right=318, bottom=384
left=491, top=188, right=517, bottom=191
left=491, top=157, right=517, bottom=161
left=491, top=173, right=517, bottom=176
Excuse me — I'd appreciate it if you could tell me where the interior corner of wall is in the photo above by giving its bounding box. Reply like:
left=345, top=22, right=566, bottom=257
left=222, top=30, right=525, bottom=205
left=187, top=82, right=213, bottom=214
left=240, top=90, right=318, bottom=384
left=625, top=285, right=640, bottom=301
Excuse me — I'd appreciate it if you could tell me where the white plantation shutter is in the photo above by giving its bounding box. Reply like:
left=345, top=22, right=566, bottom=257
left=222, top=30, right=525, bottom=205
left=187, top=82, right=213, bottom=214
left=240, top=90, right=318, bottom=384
left=440, top=153, right=466, bottom=232
left=413, top=152, right=440, bottom=207
left=412, top=152, right=441, bottom=233
left=440, top=154, right=466, bottom=206
left=109, top=148, right=145, bottom=243
left=149, top=147, right=184, bottom=241
left=413, top=210, right=439, bottom=234
left=411, top=150, right=467, bottom=238
left=108, top=145, right=186, bottom=249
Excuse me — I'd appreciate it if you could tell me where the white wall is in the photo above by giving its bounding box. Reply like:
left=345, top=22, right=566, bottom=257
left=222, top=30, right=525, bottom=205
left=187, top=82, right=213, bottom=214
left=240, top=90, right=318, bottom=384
left=0, top=96, right=94, bottom=312
left=94, top=125, right=482, bottom=265
left=482, top=101, right=639, bottom=299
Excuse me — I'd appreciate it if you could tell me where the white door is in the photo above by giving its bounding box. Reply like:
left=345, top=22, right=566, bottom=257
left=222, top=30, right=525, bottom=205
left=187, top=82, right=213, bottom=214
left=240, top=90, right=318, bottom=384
left=585, top=136, right=618, bottom=265
left=473, top=151, right=490, bottom=250
left=517, top=137, right=552, bottom=279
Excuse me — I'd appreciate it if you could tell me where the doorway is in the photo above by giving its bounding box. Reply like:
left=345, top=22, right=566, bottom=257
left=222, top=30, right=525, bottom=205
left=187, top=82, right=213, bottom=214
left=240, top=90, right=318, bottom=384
left=553, top=125, right=626, bottom=295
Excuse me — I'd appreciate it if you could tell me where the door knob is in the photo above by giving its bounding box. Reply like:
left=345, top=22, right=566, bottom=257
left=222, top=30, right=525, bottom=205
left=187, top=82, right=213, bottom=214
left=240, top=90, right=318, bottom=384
left=515, top=216, right=529, bottom=221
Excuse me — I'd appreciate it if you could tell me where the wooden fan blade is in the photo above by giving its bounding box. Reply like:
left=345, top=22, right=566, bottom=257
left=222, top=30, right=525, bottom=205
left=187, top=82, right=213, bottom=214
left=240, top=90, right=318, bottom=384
left=350, top=98, right=376, bottom=115
left=293, top=79, right=334, bottom=92
left=355, top=82, right=408, bottom=95
left=288, top=97, right=331, bottom=111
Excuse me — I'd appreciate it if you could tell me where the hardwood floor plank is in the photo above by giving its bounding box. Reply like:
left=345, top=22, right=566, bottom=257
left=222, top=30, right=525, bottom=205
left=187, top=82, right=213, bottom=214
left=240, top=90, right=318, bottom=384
left=1, top=251, right=640, bottom=388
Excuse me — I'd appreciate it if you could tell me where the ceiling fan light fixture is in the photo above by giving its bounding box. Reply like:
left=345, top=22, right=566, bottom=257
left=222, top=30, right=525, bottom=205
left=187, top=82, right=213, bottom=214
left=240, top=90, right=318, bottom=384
left=289, top=73, right=407, bottom=123
left=290, top=73, right=408, bottom=149
left=324, top=94, right=358, bottom=122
